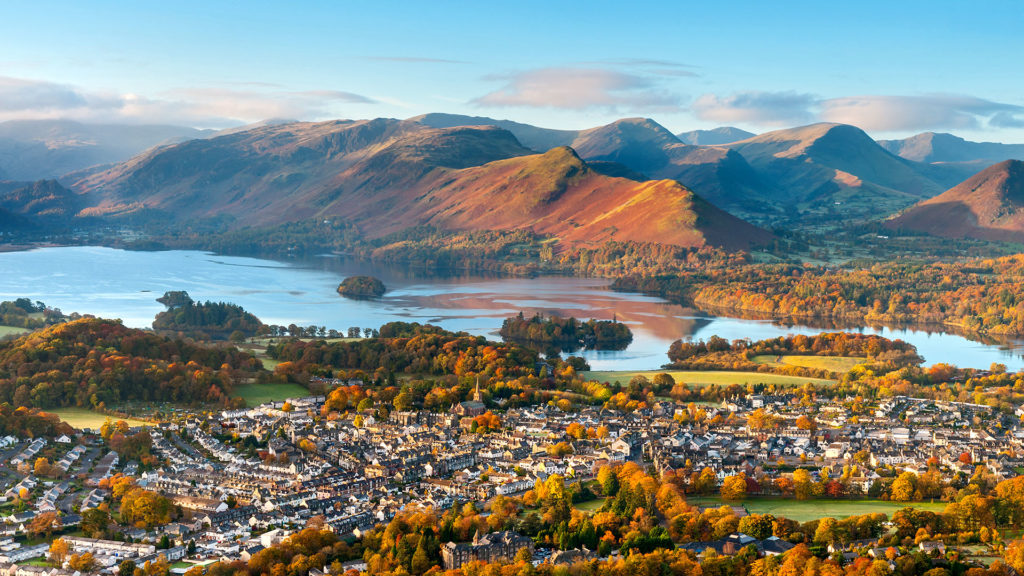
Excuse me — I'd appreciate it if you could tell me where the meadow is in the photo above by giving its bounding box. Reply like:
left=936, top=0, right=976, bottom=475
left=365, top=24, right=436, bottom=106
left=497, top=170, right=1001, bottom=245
left=232, top=381, right=310, bottom=405
left=49, top=407, right=152, bottom=430
left=687, top=496, right=948, bottom=522
left=582, top=370, right=835, bottom=387
left=751, top=354, right=865, bottom=373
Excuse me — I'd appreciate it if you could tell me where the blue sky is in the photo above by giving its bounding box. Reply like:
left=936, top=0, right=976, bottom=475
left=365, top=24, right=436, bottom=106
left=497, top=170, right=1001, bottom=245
left=1, top=0, right=1022, bottom=141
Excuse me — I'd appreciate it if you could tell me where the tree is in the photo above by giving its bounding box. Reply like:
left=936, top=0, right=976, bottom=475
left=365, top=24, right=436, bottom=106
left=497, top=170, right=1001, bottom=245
left=119, top=560, right=138, bottom=576
left=813, top=517, right=839, bottom=545
left=738, top=514, right=774, bottom=540
left=34, top=457, right=54, bottom=477
left=721, top=474, right=748, bottom=501
left=793, top=469, right=813, bottom=500
left=795, top=415, right=817, bottom=431
left=68, top=553, right=97, bottom=572
left=82, top=508, right=111, bottom=538
left=27, top=511, right=61, bottom=538
left=891, top=472, right=917, bottom=502
left=1006, top=540, right=1024, bottom=574
left=49, top=538, right=70, bottom=567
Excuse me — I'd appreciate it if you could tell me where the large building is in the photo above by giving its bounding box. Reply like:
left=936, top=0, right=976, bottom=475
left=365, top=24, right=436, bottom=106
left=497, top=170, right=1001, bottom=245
left=441, top=531, right=533, bottom=569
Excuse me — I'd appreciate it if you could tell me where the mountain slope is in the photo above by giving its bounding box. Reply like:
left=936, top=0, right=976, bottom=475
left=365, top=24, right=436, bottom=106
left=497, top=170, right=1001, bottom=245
left=69, top=120, right=770, bottom=250
left=411, top=113, right=577, bottom=152
left=677, top=127, right=755, bottom=145
left=886, top=160, right=1024, bottom=242
left=0, top=179, right=84, bottom=227
left=879, top=132, right=1024, bottom=178
left=724, top=123, right=963, bottom=221
left=0, top=120, right=212, bottom=180
left=567, top=118, right=774, bottom=214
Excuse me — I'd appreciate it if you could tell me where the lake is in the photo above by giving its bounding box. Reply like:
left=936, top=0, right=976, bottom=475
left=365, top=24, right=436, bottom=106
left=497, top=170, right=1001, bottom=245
left=1, top=245, right=1023, bottom=371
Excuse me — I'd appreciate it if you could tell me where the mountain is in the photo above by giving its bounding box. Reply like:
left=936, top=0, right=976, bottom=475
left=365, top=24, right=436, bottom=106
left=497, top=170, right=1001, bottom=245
left=0, top=179, right=84, bottom=228
left=412, top=115, right=774, bottom=215
left=677, top=127, right=755, bottom=145
left=886, top=160, right=1024, bottom=242
left=0, top=120, right=213, bottom=180
left=411, top=113, right=577, bottom=152
left=879, top=132, right=1024, bottom=172
left=724, top=123, right=964, bottom=221
left=70, top=119, right=771, bottom=249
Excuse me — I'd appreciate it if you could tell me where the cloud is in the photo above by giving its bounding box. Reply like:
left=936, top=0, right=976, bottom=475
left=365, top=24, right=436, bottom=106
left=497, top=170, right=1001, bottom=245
left=583, top=58, right=699, bottom=77
left=472, top=67, right=682, bottom=111
left=0, top=76, right=377, bottom=127
left=368, top=56, right=466, bottom=64
left=692, top=91, right=817, bottom=126
left=820, top=95, right=1024, bottom=132
left=692, top=90, right=1024, bottom=132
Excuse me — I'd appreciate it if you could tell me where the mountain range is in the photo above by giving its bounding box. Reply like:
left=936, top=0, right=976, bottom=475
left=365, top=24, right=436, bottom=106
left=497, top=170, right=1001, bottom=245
left=0, top=120, right=213, bottom=181
left=2, top=113, right=1024, bottom=248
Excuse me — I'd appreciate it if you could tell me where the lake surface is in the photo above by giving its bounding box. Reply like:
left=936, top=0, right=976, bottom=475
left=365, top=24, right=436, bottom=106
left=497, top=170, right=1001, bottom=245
left=1, top=245, right=1023, bottom=371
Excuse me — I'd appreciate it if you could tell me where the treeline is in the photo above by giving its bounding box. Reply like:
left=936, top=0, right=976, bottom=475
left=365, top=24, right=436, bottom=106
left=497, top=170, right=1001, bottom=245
left=613, top=254, right=1024, bottom=337
left=499, top=313, right=633, bottom=352
left=152, top=291, right=263, bottom=340
left=0, top=298, right=65, bottom=331
left=268, top=322, right=539, bottom=380
left=0, top=404, right=74, bottom=437
left=0, top=318, right=261, bottom=408
left=666, top=332, right=921, bottom=376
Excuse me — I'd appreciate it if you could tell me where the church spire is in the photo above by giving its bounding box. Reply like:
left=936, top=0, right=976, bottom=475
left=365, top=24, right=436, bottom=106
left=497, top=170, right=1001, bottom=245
left=473, top=375, right=482, bottom=403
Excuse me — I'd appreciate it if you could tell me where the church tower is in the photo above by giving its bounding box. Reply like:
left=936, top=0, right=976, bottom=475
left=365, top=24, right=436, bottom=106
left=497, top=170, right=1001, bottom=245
left=473, top=375, right=482, bottom=403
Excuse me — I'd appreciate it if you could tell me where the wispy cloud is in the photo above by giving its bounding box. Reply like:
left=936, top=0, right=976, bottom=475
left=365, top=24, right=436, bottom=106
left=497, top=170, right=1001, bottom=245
left=0, top=76, right=377, bottom=127
left=472, top=67, right=682, bottom=112
left=692, top=90, right=1024, bottom=132
left=821, top=95, right=1024, bottom=132
left=583, top=58, right=699, bottom=78
left=368, top=56, right=467, bottom=64
left=692, top=91, right=817, bottom=126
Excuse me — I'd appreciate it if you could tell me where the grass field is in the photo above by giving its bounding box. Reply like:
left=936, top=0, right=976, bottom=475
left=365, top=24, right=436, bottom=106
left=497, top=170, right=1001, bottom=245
left=233, top=381, right=310, bottom=405
left=582, top=370, right=835, bottom=387
left=688, top=496, right=947, bottom=522
left=0, top=325, right=30, bottom=338
left=573, top=498, right=607, bottom=512
left=752, top=355, right=865, bottom=374
left=49, top=408, right=152, bottom=430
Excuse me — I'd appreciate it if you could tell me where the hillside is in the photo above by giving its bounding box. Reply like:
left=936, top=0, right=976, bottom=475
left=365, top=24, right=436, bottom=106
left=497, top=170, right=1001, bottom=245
left=0, top=179, right=85, bottom=227
left=677, top=127, right=755, bottom=145
left=0, top=119, right=211, bottom=180
left=413, top=115, right=775, bottom=216
left=0, top=318, right=260, bottom=408
left=886, top=160, right=1024, bottom=242
left=70, top=120, right=771, bottom=249
left=724, top=123, right=963, bottom=222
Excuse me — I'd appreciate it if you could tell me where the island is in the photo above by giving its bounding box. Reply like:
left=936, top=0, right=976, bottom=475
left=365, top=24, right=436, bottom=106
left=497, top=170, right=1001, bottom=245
left=337, top=275, right=387, bottom=298
left=499, top=312, right=633, bottom=351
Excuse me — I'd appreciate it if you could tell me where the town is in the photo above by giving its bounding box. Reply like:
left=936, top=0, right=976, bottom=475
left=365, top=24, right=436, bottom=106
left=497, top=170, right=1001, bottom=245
left=2, top=379, right=1020, bottom=576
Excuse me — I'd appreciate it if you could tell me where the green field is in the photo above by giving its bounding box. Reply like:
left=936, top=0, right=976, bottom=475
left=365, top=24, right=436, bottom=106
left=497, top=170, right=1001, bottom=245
left=582, top=370, right=835, bottom=387
left=573, top=498, right=607, bottom=512
left=49, top=408, right=152, bottom=430
left=0, top=325, right=31, bottom=338
left=233, top=381, right=310, bottom=405
left=752, top=354, right=865, bottom=374
left=688, top=497, right=947, bottom=522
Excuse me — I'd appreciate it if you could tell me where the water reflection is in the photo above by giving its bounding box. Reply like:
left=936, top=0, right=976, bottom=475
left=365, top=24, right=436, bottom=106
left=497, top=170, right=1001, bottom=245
left=0, top=246, right=1022, bottom=372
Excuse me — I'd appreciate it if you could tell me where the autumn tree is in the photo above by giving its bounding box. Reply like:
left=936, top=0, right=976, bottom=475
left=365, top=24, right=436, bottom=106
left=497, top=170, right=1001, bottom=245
left=721, top=474, right=748, bottom=501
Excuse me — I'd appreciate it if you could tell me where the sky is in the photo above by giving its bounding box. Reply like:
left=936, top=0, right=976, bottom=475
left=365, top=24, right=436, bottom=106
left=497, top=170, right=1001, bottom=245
left=1, top=0, right=1023, bottom=142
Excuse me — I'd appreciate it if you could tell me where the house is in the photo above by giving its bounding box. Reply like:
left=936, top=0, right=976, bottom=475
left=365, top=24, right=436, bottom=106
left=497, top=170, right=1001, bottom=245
left=441, top=530, right=533, bottom=570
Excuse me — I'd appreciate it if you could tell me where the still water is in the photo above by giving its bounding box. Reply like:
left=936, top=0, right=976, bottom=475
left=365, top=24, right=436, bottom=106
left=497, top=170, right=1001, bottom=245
left=1, top=246, right=1022, bottom=371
